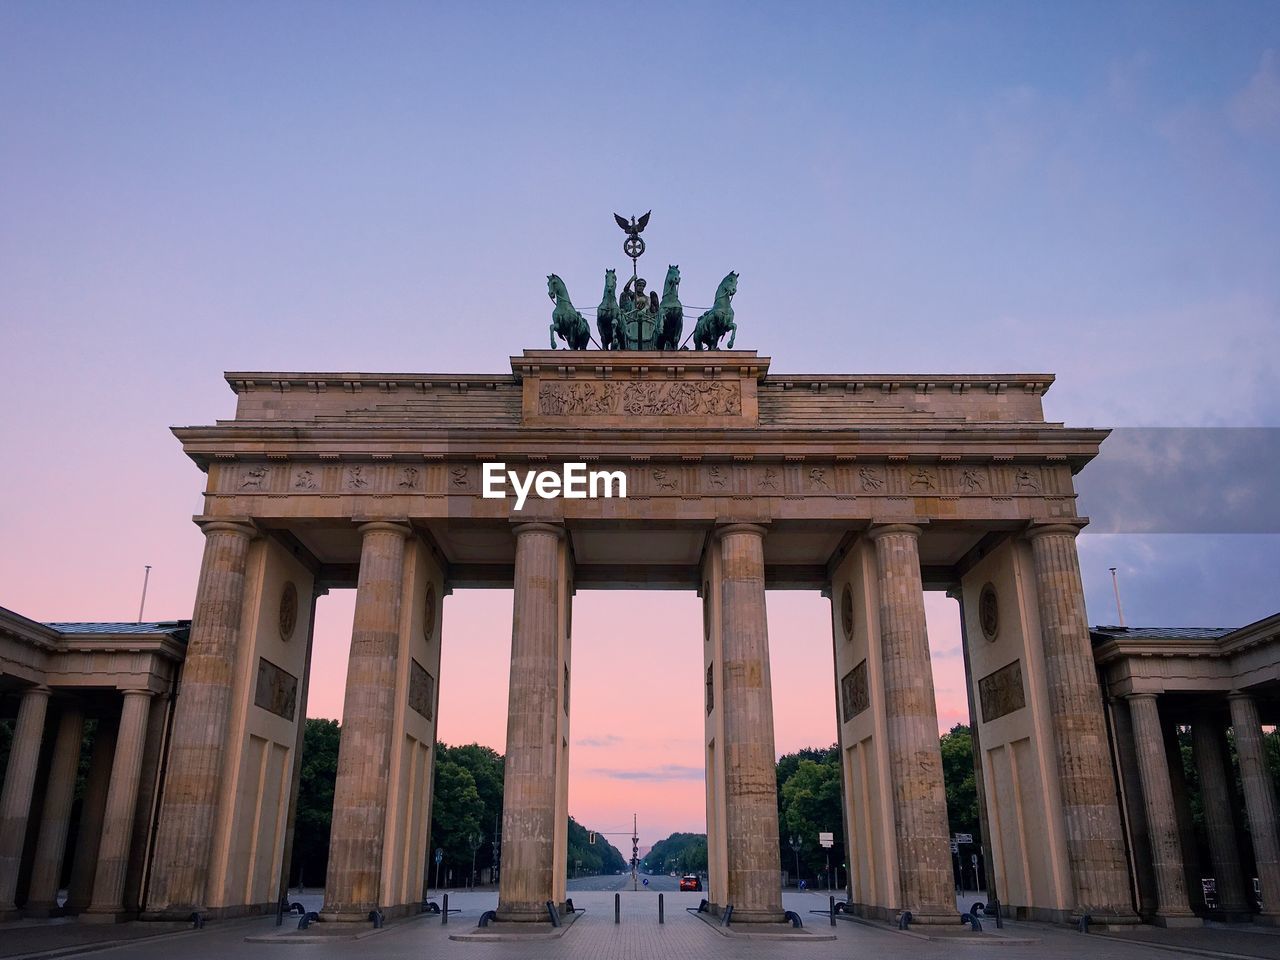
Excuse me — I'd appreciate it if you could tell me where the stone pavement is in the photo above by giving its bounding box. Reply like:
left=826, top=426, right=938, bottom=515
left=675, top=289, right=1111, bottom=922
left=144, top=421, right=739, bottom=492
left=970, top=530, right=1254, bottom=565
left=6, top=890, right=1280, bottom=960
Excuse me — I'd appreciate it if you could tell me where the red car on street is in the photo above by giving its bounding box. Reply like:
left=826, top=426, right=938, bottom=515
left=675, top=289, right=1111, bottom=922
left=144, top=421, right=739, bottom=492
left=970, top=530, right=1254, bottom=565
left=679, top=874, right=702, bottom=892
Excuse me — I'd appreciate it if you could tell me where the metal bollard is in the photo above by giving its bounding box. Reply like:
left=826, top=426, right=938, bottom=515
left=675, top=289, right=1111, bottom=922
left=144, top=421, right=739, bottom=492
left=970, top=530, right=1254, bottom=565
left=897, top=910, right=913, bottom=930
left=614, top=892, right=621, bottom=923
left=478, top=909, right=496, bottom=927
left=368, top=908, right=384, bottom=929
left=829, top=895, right=837, bottom=926
left=721, top=904, right=734, bottom=927
left=190, top=911, right=205, bottom=929
left=442, top=893, right=449, bottom=925
left=1077, top=913, right=1091, bottom=934
left=545, top=901, right=561, bottom=928
left=659, top=893, right=664, bottom=924
left=784, top=910, right=803, bottom=928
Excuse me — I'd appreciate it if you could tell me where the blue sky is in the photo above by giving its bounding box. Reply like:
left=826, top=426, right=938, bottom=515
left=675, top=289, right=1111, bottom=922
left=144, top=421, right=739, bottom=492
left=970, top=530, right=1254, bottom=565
left=2, top=2, right=1277, bottom=636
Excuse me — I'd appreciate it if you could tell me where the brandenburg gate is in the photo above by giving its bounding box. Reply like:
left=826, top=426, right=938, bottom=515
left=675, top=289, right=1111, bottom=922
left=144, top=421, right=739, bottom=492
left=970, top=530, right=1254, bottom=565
left=131, top=348, right=1145, bottom=927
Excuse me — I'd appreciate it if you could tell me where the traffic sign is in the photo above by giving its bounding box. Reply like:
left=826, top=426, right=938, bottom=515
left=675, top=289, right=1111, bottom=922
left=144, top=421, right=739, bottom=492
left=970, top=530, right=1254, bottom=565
left=435, top=848, right=443, bottom=865
left=953, top=833, right=973, bottom=844
left=971, top=853, right=978, bottom=865
left=642, top=878, right=649, bottom=887
left=950, top=840, right=959, bottom=854
left=818, top=832, right=834, bottom=848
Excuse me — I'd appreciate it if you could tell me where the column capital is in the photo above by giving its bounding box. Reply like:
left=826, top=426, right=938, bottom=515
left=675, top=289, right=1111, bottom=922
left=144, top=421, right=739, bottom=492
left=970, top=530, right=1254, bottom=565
left=356, top=520, right=412, bottom=538
left=511, top=521, right=565, bottom=540
left=867, top=522, right=923, bottom=542
left=1226, top=690, right=1255, bottom=703
left=119, top=687, right=155, bottom=700
left=22, top=684, right=52, bottom=701
left=1025, top=520, right=1088, bottom=542
left=714, top=522, right=767, bottom=541
left=1125, top=691, right=1159, bottom=703
left=195, top=518, right=258, bottom=540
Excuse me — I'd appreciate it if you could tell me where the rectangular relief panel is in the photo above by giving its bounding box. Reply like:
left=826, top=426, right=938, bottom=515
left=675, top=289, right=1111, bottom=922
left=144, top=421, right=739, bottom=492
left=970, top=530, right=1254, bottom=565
left=254, top=658, right=299, bottom=721
left=841, top=660, right=870, bottom=722
left=408, top=659, right=434, bottom=721
left=978, top=660, right=1025, bottom=723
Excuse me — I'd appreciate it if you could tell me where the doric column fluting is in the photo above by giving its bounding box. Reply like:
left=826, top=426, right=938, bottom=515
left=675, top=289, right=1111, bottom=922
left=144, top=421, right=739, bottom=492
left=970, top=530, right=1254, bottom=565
left=1229, top=693, right=1280, bottom=924
left=85, top=689, right=154, bottom=920
left=66, top=721, right=116, bottom=914
left=497, top=522, right=565, bottom=921
left=869, top=523, right=955, bottom=923
left=1126, top=694, right=1195, bottom=923
left=146, top=520, right=256, bottom=915
left=1027, top=523, right=1137, bottom=922
left=25, top=705, right=85, bottom=915
left=322, top=521, right=411, bottom=921
left=717, top=523, right=785, bottom=923
left=0, top=686, right=52, bottom=916
left=1191, top=716, right=1250, bottom=917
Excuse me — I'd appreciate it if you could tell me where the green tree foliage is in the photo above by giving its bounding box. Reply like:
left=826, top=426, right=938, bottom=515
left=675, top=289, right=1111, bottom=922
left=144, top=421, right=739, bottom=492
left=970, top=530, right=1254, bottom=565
left=775, top=746, right=841, bottom=880
left=566, top=816, right=627, bottom=877
left=431, top=743, right=504, bottom=881
left=643, top=832, right=708, bottom=874
left=939, top=723, right=981, bottom=844
left=289, top=718, right=340, bottom=887
left=429, top=759, right=483, bottom=881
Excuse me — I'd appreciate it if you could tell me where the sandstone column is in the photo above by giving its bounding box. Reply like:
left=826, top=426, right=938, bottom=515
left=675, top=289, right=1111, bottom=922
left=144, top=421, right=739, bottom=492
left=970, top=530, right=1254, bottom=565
left=497, top=522, right=565, bottom=921
left=1126, top=694, right=1196, bottom=924
left=146, top=520, right=256, bottom=916
left=85, top=689, right=154, bottom=921
left=66, top=720, right=116, bottom=914
left=1229, top=692, right=1280, bottom=924
left=717, top=523, right=784, bottom=923
left=869, top=523, right=954, bottom=923
left=0, top=685, right=51, bottom=918
left=25, top=706, right=85, bottom=915
left=321, top=521, right=410, bottom=920
left=1027, top=523, right=1137, bottom=923
left=1191, top=716, right=1250, bottom=919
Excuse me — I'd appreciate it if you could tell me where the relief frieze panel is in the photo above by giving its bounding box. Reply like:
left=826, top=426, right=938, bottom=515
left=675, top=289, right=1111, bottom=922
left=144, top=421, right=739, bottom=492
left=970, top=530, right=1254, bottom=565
left=537, top=379, right=742, bottom=418
left=210, top=458, right=1075, bottom=508
left=978, top=659, right=1026, bottom=722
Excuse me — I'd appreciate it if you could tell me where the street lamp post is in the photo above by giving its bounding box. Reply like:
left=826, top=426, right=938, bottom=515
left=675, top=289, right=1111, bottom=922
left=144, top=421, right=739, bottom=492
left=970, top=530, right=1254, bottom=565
left=491, top=812, right=500, bottom=886
left=789, top=835, right=801, bottom=888
left=468, top=832, right=482, bottom=890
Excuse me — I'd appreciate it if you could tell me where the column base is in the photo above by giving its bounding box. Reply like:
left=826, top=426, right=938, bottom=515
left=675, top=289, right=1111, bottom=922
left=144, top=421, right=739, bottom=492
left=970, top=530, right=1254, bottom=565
left=494, top=901, right=568, bottom=922
left=21, top=901, right=66, bottom=918
left=141, top=905, right=204, bottom=922
left=1151, top=913, right=1203, bottom=928
left=80, top=908, right=136, bottom=924
left=1254, top=913, right=1280, bottom=927
left=901, top=910, right=962, bottom=927
left=1074, top=909, right=1142, bottom=928
left=317, top=910, right=375, bottom=923
left=0, top=908, right=22, bottom=922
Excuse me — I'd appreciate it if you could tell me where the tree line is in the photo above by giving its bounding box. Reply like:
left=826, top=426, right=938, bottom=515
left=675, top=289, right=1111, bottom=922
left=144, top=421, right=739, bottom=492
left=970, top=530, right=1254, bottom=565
left=285, top=719, right=1277, bottom=890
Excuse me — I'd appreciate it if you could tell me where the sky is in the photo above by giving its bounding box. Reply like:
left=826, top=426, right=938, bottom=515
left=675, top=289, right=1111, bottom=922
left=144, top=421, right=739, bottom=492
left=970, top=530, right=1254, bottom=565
left=2, top=2, right=1278, bottom=848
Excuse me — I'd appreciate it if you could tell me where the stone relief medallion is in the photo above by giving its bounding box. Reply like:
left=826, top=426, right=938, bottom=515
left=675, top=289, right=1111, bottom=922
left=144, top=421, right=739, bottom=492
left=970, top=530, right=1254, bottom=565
left=423, top=584, right=437, bottom=641
left=841, top=585, right=854, bottom=640
left=279, top=581, right=298, bottom=641
left=979, top=582, right=999, bottom=641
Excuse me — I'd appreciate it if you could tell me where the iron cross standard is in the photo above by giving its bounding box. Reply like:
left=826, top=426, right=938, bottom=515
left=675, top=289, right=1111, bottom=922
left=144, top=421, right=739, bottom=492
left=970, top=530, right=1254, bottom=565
left=613, top=210, right=650, bottom=283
